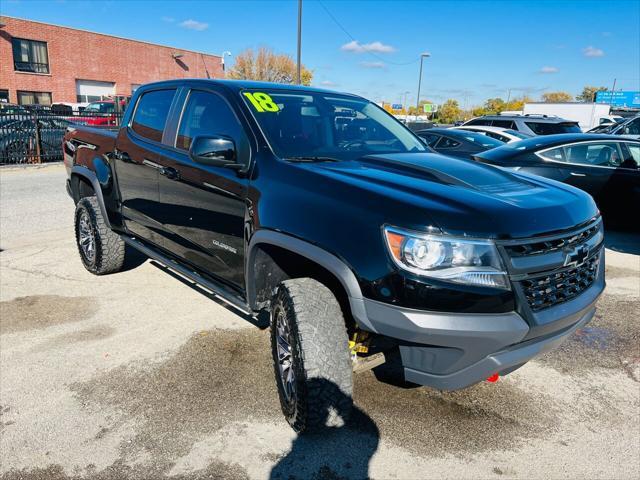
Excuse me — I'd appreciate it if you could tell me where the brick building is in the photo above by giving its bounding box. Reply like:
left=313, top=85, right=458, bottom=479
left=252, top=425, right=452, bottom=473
left=0, top=16, right=224, bottom=105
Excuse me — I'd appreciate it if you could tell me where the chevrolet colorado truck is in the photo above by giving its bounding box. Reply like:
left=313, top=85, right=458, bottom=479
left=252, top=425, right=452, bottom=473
left=64, top=80, right=605, bottom=433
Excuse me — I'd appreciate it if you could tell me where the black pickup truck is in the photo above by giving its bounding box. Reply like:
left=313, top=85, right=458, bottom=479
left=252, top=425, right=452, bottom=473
left=64, top=80, right=605, bottom=433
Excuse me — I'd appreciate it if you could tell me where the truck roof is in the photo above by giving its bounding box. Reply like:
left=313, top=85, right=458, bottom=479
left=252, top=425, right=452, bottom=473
left=137, top=78, right=358, bottom=97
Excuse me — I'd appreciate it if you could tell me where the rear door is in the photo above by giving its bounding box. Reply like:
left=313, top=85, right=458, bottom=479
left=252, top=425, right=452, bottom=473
left=536, top=141, right=623, bottom=204
left=113, top=88, right=177, bottom=246
left=154, top=87, right=251, bottom=289
left=607, top=142, right=640, bottom=224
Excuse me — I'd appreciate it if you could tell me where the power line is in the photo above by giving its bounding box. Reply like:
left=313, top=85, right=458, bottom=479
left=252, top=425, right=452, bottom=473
left=317, top=0, right=419, bottom=66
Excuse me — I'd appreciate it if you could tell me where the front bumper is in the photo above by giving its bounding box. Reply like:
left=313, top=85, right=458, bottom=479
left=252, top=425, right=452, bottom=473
left=362, top=254, right=604, bottom=390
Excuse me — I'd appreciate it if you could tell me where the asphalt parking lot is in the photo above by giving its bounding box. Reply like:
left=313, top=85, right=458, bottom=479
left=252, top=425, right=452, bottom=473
left=0, top=164, right=638, bottom=480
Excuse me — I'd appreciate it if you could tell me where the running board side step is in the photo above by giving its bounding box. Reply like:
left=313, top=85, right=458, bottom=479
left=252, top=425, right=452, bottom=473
left=122, top=236, right=253, bottom=315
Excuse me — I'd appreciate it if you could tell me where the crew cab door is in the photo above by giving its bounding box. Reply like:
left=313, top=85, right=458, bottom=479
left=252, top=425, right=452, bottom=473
left=113, top=88, right=177, bottom=246
left=154, top=88, right=250, bottom=289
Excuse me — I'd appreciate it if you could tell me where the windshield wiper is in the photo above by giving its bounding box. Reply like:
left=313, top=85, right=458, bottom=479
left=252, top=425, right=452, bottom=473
left=284, top=156, right=340, bottom=163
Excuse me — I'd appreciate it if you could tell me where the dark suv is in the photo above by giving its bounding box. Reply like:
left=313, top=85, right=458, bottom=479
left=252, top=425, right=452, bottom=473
left=464, top=114, right=582, bottom=136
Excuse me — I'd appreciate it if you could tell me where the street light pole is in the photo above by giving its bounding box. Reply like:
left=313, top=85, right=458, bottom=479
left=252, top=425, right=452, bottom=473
left=415, top=52, right=430, bottom=118
left=296, top=0, right=302, bottom=84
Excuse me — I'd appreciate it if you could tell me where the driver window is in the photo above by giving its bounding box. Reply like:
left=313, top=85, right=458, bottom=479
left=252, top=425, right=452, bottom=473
left=622, top=143, right=640, bottom=169
left=564, top=142, right=623, bottom=167
left=176, top=90, right=244, bottom=151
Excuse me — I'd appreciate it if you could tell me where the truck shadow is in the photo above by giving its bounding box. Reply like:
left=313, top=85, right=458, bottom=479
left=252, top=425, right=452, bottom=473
left=269, top=378, right=379, bottom=480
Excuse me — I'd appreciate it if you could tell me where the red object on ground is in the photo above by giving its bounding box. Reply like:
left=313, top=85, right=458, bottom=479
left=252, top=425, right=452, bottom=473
left=486, top=373, right=499, bottom=383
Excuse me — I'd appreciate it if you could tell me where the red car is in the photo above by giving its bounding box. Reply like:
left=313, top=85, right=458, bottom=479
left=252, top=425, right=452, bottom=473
left=72, top=100, right=126, bottom=126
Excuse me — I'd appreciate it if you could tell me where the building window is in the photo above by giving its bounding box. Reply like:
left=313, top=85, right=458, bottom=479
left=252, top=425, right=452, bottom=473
left=12, top=38, right=50, bottom=74
left=0, top=90, right=9, bottom=103
left=17, top=91, right=52, bottom=106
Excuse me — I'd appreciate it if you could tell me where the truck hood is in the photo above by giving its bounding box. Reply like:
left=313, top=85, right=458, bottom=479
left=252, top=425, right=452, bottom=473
left=302, top=152, right=597, bottom=239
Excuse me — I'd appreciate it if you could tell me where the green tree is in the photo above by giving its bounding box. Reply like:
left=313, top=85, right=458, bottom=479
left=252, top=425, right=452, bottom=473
left=576, top=86, right=607, bottom=102
left=438, top=99, right=461, bottom=124
left=484, top=97, right=507, bottom=114
left=228, top=47, right=313, bottom=85
left=407, top=100, right=433, bottom=116
left=504, top=95, right=533, bottom=112
left=541, top=91, right=574, bottom=102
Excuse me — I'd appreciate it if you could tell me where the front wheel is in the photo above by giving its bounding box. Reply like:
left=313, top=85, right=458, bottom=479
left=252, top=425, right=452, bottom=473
left=74, top=196, right=125, bottom=275
left=270, top=278, right=353, bottom=433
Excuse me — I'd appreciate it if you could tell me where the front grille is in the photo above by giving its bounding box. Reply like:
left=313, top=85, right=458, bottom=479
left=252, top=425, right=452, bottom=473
left=520, top=252, right=600, bottom=311
left=504, top=222, right=600, bottom=257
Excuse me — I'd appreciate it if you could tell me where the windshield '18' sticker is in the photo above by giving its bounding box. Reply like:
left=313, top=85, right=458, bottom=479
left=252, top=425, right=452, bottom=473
left=243, top=92, right=279, bottom=112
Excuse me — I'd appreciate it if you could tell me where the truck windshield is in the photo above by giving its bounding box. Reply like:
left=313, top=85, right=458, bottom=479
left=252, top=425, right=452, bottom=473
left=241, top=89, right=426, bottom=161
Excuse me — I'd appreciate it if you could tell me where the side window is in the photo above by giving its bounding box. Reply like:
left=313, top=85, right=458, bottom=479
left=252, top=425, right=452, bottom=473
left=622, top=143, right=640, bottom=169
left=539, top=146, right=566, bottom=162
left=418, top=133, right=439, bottom=147
left=176, top=90, right=244, bottom=151
left=491, top=120, right=515, bottom=129
left=131, top=89, right=176, bottom=143
left=436, top=137, right=461, bottom=149
left=564, top=142, right=623, bottom=167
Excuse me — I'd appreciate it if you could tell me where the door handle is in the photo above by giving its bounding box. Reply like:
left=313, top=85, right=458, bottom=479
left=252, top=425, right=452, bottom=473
left=570, top=172, right=586, bottom=177
left=160, top=166, right=180, bottom=180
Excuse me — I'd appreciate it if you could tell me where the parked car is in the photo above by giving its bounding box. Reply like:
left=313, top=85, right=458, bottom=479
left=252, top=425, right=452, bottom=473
left=454, top=125, right=532, bottom=143
left=586, top=114, right=640, bottom=139
left=0, top=116, right=71, bottom=163
left=0, top=103, right=30, bottom=115
left=71, top=100, right=126, bottom=126
left=474, top=134, right=639, bottom=229
left=64, top=79, right=604, bottom=433
left=522, top=102, right=622, bottom=131
left=463, top=114, right=582, bottom=136
left=416, top=127, right=505, bottom=158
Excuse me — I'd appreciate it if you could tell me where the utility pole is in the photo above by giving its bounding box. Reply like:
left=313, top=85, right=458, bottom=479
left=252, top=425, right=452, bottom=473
left=415, top=52, right=430, bottom=118
left=296, top=0, right=302, bottom=84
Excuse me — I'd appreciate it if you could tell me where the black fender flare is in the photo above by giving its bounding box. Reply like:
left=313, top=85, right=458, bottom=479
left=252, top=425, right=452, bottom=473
left=245, top=230, right=374, bottom=331
left=71, top=164, right=112, bottom=229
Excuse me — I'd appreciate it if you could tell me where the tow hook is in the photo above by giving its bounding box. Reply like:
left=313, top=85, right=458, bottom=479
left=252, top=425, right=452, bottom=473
left=486, top=373, right=500, bottom=383
left=349, top=331, right=370, bottom=358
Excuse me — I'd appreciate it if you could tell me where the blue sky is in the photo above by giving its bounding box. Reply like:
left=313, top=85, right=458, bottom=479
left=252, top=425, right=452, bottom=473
left=3, top=0, right=639, bottom=107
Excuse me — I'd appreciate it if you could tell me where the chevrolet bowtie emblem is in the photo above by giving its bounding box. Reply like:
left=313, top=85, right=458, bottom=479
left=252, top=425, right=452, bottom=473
left=564, top=244, right=589, bottom=268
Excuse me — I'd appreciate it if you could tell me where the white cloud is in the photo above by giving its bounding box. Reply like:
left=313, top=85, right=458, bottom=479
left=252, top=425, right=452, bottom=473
left=320, top=80, right=338, bottom=87
left=583, top=46, right=604, bottom=57
left=539, top=66, right=559, bottom=74
left=179, top=19, right=209, bottom=31
left=161, top=16, right=175, bottom=22
left=341, top=40, right=395, bottom=54
left=359, top=61, right=386, bottom=69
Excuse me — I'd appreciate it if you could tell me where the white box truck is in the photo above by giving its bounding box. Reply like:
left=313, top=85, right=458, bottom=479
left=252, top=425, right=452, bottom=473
left=523, top=103, right=623, bottom=131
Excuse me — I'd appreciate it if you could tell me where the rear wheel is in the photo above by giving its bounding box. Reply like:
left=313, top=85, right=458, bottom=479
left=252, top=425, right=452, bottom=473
left=270, top=278, right=353, bottom=433
left=74, top=196, right=125, bottom=275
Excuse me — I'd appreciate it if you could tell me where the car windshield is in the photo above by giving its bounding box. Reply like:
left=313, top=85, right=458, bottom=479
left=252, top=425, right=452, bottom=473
left=241, top=89, right=426, bottom=161
left=84, top=102, right=114, bottom=113
left=504, top=129, right=531, bottom=139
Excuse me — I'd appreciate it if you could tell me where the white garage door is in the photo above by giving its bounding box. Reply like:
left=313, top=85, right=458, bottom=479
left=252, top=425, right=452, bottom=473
left=76, top=80, right=115, bottom=103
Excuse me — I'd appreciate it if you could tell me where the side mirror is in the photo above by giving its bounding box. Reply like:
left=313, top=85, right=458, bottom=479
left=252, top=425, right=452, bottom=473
left=189, top=135, right=242, bottom=169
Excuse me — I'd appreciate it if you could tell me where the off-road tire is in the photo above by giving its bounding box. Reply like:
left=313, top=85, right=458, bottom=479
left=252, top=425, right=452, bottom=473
left=270, top=277, right=353, bottom=433
left=74, top=196, right=125, bottom=275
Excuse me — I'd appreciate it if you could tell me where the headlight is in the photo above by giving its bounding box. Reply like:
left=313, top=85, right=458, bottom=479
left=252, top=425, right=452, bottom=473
left=384, top=226, right=510, bottom=290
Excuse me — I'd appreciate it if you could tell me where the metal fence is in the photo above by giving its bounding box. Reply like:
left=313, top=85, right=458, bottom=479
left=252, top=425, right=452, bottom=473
left=0, top=106, right=124, bottom=165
